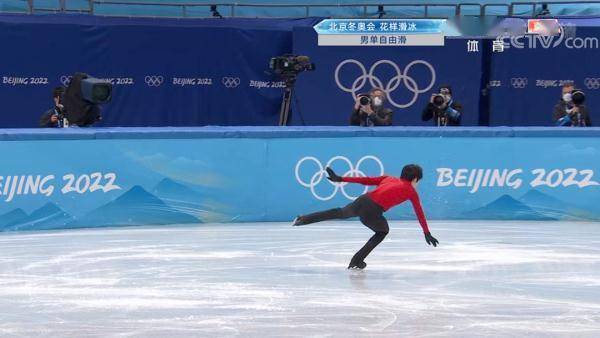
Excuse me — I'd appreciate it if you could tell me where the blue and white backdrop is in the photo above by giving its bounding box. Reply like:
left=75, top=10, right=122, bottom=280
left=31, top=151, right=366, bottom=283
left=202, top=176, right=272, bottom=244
left=0, top=128, right=599, bottom=232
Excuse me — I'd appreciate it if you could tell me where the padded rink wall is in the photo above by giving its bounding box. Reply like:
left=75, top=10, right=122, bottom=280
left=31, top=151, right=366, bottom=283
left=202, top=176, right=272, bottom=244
left=0, top=126, right=599, bottom=232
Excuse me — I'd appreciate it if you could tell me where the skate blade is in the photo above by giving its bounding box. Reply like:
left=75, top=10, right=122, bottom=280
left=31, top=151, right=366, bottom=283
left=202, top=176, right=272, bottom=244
left=347, top=263, right=367, bottom=270
left=292, top=216, right=304, bottom=226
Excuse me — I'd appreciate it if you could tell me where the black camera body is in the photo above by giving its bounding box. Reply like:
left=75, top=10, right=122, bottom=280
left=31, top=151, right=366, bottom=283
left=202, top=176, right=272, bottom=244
left=572, top=89, right=585, bottom=105
left=358, top=93, right=371, bottom=106
left=270, top=54, right=316, bottom=126
left=62, top=72, right=112, bottom=127
left=432, top=94, right=446, bottom=109
left=269, top=55, right=315, bottom=77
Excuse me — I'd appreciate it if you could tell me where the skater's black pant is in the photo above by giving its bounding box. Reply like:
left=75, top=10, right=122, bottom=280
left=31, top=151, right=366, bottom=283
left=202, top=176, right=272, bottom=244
left=300, top=194, right=389, bottom=263
left=350, top=231, right=387, bottom=264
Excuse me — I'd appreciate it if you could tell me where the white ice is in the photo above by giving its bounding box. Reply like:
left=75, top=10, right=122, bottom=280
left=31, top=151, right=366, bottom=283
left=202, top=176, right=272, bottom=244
left=1, top=221, right=600, bottom=337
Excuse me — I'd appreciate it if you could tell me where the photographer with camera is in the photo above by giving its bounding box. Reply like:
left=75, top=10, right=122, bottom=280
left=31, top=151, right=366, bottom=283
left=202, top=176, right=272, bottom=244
left=39, top=87, right=66, bottom=128
left=553, top=83, right=592, bottom=127
left=422, top=85, right=463, bottom=126
left=350, top=88, right=393, bottom=126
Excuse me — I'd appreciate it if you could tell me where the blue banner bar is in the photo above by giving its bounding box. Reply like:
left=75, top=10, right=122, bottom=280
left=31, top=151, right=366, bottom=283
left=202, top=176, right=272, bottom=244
left=313, top=19, right=446, bottom=35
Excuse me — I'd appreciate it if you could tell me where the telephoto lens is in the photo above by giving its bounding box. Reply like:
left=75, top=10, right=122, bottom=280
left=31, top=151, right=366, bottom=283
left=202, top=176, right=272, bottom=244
left=433, top=94, right=446, bottom=108
left=359, top=96, right=371, bottom=106
left=572, top=90, right=585, bottom=105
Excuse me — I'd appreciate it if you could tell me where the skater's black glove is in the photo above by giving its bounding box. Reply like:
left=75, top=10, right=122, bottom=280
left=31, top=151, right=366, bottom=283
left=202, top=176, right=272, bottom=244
left=326, top=167, right=343, bottom=182
left=424, top=232, right=439, bottom=247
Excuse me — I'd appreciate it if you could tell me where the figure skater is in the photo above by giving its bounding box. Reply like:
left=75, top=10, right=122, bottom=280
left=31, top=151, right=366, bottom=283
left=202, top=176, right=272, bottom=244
left=293, top=164, right=439, bottom=269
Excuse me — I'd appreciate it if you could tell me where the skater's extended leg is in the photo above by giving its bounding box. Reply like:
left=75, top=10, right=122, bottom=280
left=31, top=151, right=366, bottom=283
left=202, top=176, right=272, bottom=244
left=295, top=201, right=357, bottom=225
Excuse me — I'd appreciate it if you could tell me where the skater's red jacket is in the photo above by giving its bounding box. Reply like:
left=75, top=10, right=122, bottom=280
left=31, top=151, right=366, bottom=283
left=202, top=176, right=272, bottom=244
left=341, top=176, right=430, bottom=233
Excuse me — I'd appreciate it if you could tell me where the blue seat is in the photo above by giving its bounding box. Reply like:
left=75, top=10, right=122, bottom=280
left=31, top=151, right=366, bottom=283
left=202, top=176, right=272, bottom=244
left=5, top=0, right=600, bottom=18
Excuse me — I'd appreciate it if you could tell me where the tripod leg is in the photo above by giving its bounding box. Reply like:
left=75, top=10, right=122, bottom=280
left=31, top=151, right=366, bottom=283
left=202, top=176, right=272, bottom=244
left=279, top=86, right=293, bottom=126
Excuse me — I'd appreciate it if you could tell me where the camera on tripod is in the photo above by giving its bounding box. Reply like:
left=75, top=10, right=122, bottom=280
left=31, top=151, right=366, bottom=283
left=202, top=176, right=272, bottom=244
left=269, top=55, right=315, bottom=78
left=62, top=72, right=112, bottom=127
left=269, top=54, right=316, bottom=126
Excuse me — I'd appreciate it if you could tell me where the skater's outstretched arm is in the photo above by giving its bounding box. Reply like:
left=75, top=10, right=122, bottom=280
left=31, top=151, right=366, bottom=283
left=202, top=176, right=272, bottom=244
left=409, top=195, right=439, bottom=247
left=342, top=176, right=387, bottom=185
left=326, top=167, right=387, bottom=186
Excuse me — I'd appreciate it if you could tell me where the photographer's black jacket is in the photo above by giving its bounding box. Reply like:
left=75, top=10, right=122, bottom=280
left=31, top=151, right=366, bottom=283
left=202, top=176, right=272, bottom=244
left=350, top=106, right=393, bottom=126
left=39, top=108, right=61, bottom=128
left=422, top=101, right=463, bottom=126
left=553, top=101, right=592, bottom=127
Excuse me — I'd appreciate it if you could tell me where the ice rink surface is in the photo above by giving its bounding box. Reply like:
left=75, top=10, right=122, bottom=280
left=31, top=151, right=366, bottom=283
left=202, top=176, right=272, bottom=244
left=1, top=221, right=600, bottom=337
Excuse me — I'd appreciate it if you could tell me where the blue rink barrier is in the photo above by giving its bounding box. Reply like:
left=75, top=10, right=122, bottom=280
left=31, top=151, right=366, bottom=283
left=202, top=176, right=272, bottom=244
left=0, top=126, right=599, bottom=232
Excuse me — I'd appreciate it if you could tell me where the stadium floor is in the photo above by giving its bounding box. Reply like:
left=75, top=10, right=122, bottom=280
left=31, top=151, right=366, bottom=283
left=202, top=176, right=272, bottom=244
left=1, top=221, right=599, bottom=337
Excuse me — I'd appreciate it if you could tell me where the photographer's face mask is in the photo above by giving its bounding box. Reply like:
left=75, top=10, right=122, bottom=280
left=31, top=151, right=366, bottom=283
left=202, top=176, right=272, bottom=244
left=562, top=92, right=572, bottom=103
left=371, top=93, right=385, bottom=107
left=440, top=88, right=451, bottom=102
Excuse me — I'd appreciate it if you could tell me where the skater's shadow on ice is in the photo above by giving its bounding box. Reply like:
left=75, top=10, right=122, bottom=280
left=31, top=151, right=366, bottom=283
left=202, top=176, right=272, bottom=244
left=348, top=270, right=400, bottom=290
left=275, top=266, right=343, bottom=276
left=349, top=271, right=368, bottom=289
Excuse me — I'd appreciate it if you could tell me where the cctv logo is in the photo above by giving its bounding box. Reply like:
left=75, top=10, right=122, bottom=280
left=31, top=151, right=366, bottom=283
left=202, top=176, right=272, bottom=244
left=498, top=25, right=599, bottom=49
left=511, top=77, right=528, bottom=89
left=145, top=76, right=164, bottom=87
left=584, top=78, right=600, bottom=89
left=222, top=77, right=241, bottom=88
left=295, top=155, right=384, bottom=201
left=335, top=59, right=436, bottom=109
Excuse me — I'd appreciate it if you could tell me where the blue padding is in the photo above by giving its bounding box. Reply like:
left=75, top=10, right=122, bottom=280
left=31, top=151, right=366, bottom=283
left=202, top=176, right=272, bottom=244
left=2, top=126, right=600, bottom=141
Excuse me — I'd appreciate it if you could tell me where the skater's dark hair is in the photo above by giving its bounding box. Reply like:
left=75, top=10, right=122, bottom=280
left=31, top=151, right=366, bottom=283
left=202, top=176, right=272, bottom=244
left=400, top=164, right=423, bottom=182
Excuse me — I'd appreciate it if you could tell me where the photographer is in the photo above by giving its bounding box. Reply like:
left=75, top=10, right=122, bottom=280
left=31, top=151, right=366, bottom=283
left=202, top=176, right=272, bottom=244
left=422, top=85, right=463, bottom=126
left=553, top=83, right=592, bottom=127
left=350, top=88, right=393, bottom=126
left=39, top=87, right=66, bottom=128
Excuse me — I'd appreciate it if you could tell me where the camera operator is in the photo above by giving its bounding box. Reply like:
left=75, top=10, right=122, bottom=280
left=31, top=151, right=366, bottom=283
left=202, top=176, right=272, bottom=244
left=350, top=88, right=393, bottom=126
left=422, top=85, right=463, bottom=126
left=553, top=83, right=592, bottom=127
left=39, top=87, right=66, bottom=128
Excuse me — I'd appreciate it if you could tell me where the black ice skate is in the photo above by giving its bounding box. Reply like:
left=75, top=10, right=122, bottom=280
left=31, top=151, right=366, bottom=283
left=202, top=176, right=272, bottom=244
left=292, top=216, right=305, bottom=226
left=347, top=261, right=367, bottom=270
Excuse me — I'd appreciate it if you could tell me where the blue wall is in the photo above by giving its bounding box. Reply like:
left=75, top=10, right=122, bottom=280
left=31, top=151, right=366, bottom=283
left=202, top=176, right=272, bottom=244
left=292, top=27, right=483, bottom=126
left=0, top=14, right=599, bottom=127
left=1, top=126, right=599, bottom=232
left=0, top=14, right=320, bottom=128
left=487, top=25, right=600, bottom=126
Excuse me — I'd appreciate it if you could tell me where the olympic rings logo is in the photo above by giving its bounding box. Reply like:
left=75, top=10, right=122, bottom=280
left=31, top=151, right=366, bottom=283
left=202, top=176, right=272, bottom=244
left=59, top=75, right=72, bottom=87
left=145, top=75, right=164, bottom=87
left=334, top=59, right=436, bottom=109
left=584, top=78, right=600, bottom=89
left=295, top=155, right=384, bottom=201
left=511, top=77, right=528, bottom=89
left=222, top=77, right=241, bottom=88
